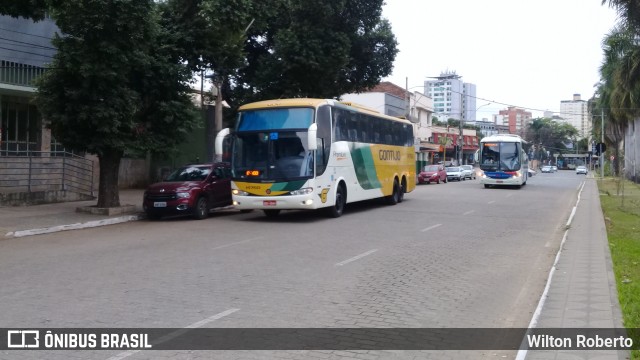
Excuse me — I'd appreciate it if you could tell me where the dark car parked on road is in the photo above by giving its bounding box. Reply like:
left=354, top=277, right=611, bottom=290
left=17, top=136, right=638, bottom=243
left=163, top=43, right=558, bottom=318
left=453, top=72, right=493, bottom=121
left=143, top=162, right=232, bottom=220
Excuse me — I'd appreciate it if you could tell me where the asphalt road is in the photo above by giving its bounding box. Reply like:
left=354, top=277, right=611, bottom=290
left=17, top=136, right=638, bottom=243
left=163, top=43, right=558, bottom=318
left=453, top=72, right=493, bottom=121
left=0, top=171, right=585, bottom=360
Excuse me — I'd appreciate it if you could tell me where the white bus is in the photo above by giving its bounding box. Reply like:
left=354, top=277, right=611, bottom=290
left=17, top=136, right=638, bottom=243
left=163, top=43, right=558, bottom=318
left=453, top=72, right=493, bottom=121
left=477, top=134, right=529, bottom=189
left=215, top=98, right=416, bottom=217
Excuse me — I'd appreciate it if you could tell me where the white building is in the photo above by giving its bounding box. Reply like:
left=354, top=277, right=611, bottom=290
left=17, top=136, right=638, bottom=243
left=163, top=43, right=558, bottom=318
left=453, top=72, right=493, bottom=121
left=559, top=94, right=590, bottom=140
left=424, top=71, right=477, bottom=122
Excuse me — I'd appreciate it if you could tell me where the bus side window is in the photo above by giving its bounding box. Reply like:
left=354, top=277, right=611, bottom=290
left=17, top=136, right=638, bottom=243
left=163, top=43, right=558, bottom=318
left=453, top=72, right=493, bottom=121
left=333, top=109, right=349, bottom=141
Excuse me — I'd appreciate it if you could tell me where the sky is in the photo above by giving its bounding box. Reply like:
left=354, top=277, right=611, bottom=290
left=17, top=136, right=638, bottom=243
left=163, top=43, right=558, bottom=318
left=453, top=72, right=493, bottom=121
left=381, top=0, right=620, bottom=119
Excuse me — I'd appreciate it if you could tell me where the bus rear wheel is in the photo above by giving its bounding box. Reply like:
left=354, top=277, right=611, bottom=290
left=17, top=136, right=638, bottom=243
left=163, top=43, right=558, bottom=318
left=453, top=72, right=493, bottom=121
left=386, top=179, right=400, bottom=205
left=327, top=184, right=345, bottom=218
left=398, top=178, right=406, bottom=203
left=264, top=209, right=281, bottom=217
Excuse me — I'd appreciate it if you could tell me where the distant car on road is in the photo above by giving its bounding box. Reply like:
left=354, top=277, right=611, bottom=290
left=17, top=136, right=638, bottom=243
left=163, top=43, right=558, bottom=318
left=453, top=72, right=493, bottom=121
left=418, top=164, right=447, bottom=184
left=541, top=165, right=553, bottom=173
left=446, top=166, right=464, bottom=181
left=551, top=165, right=558, bottom=172
left=576, top=165, right=588, bottom=175
left=143, top=162, right=233, bottom=220
left=460, top=165, right=476, bottom=180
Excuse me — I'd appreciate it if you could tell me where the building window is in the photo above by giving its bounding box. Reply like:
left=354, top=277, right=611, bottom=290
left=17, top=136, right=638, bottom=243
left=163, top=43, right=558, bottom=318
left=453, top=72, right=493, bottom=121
left=1, top=95, right=40, bottom=155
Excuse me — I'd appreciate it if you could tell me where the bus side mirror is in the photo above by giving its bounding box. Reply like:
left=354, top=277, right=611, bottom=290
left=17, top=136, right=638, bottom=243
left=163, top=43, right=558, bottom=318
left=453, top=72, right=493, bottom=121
left=215, top=128, right=230, bottom=161
left=474, top=150, right=479, bottom=163
left=307, top=123, right=318, bottom=150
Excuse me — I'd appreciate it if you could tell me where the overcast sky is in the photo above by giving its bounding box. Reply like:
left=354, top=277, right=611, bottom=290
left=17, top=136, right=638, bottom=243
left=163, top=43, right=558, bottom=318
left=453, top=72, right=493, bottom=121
left=381, top=0, right=620, bottom=119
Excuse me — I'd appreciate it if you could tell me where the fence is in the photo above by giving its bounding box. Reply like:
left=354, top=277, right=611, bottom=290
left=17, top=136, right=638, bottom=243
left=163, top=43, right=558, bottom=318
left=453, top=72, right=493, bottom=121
left=0, top=61, right=46, bottom=88
left=0, top=151, right=94, bottom=198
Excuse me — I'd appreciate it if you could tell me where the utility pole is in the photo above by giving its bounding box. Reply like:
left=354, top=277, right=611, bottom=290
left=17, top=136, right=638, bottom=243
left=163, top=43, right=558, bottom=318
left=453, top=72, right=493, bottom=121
left=458, top=90, right=464, bottom=166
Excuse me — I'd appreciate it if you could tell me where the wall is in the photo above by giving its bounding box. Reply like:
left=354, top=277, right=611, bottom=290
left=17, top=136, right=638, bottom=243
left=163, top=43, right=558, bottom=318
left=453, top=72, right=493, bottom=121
left=625, top=118, right=640, bottom=183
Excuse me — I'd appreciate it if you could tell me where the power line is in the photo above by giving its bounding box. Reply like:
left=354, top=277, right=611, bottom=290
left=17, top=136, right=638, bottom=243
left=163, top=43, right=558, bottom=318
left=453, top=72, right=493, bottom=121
left=0, top=26, right=55, bottom=40
left=0, top=36, right=56, bottom=50
left=0, top=46, right=54, bottom=58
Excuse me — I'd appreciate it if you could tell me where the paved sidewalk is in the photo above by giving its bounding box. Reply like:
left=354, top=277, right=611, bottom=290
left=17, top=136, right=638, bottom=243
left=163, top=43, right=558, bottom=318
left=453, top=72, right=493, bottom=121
left=1, top=189, right=145, bottom=239
left=522, top=179, right=628, bottom=360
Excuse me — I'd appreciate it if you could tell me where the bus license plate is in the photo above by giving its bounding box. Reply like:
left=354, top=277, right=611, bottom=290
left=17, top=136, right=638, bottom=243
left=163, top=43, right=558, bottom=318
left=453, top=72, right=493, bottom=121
left=263, top=200, right=276, bottom=206
left=154, top=202, right=167, bottom=208
left=496, top=180, right=503, bottom=183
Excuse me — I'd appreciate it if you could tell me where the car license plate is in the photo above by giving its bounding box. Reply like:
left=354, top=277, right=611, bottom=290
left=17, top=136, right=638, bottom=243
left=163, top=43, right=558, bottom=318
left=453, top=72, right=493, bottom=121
left=154, top=202, right=167, bottom=208
left=496, top=180, right=503, bottom=183
left=263, top=200, right=276, bottom=206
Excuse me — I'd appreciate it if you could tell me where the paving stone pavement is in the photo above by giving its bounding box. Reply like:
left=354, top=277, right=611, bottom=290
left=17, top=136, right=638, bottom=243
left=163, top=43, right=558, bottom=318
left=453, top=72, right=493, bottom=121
left=0, top=179, right=631, bottom=360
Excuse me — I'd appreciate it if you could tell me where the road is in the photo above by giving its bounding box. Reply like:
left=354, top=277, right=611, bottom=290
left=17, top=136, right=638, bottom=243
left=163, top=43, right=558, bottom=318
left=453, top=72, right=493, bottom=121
left=0, top=171, right=585, bottom=360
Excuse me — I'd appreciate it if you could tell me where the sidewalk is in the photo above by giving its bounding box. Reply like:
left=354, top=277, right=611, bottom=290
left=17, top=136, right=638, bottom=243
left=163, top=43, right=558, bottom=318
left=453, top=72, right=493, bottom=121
left=1, top=189, right=145, bottom=239
left=522, top=178, right=628, bottom=360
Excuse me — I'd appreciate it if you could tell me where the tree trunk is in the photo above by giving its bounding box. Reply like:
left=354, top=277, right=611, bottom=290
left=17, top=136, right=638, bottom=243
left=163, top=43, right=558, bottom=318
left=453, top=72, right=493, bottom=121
left=97, top=149, right=123, bottom=208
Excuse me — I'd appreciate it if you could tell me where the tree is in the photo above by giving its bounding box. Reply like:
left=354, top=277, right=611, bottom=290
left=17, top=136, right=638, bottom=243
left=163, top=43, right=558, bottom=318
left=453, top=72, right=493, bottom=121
left=438, top=135, right=452, bottom=165
left=0, top=0, right=47, bottom=20
left=35, top=0, right=199, bottom=208
left=524, top=118, right=578, bottom=153
left=229, top=0, right=398, bottom=105
left=161, top=0, right=254, bottom=161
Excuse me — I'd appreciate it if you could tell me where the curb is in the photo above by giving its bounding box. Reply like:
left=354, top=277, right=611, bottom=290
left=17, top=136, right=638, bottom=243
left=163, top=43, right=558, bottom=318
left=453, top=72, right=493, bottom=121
left=4, top=213, right=146, bottom=239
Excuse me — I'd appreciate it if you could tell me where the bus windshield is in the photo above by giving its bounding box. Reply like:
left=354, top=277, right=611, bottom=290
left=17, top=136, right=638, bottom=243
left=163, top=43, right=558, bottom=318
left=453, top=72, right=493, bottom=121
left=232, top=131, right=314, bottom=181
left=480, top=142, right=521, bottom=172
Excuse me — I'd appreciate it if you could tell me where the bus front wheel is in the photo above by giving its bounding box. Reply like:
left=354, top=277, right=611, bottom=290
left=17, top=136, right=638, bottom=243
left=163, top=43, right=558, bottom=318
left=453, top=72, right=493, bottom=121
left=327, top=184, right=346, bottom=218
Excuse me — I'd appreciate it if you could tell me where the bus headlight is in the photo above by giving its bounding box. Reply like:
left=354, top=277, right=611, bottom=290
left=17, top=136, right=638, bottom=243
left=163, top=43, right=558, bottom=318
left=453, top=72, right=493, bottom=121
left=289, top=187, right=313, bottom=196
left=232, top=189, right=249, bottom=196
left=513, top=171, right=521, bottom=178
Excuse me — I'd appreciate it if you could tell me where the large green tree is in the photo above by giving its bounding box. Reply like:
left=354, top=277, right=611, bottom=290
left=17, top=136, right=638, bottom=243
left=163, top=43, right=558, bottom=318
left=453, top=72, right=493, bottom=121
left=35, top=0, right=199, bottom=207
left=165, top=0, right=398, bottom=125
left=0, top=0, right=47, bottom=20
left=598, top=0, right=640, bottom=174
left=525, top=117, right=579, bottom=154
left=229, top=0, right=398, bottom=106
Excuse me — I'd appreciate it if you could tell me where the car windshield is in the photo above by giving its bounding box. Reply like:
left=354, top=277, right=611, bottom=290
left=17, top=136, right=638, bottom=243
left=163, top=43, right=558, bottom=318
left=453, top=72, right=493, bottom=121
left=446, top=167, right=459, bottom=171
left=164, top=166, right=211, bottom=181
left=424, top=165, right=439, bottom=172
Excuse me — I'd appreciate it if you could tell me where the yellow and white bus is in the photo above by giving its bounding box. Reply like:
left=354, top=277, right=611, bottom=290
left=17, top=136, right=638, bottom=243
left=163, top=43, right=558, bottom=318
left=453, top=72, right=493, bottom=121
left=215, top=98, right=416, bottom=217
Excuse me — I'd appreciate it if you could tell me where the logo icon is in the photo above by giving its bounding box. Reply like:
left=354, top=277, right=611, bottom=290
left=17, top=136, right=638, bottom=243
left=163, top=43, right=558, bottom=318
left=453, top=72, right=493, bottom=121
left=7, top=330, right=39, bottom=348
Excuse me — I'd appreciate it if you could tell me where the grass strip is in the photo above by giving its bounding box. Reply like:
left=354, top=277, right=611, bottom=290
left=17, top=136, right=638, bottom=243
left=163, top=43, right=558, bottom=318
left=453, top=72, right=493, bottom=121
left=597, top=177, right=640, bottom=358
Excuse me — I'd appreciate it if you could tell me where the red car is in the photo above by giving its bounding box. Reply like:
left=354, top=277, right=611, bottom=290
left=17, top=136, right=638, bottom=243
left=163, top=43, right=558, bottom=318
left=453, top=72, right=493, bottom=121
left=143, top=162, right=232, bottom=220
left=418, top=164, right=448, bottom=184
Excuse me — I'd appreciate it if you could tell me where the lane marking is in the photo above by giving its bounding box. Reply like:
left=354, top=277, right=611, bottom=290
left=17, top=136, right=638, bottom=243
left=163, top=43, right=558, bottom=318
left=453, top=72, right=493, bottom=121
left=420, top=223, right=442, bottom=232
left=105, top=308, right=240, bottom=360
left=488, top=200, right=496, bottom=204
left=335, top=249, right=378, bottom=266
left=463, top=210, right=475, bottom=216
left=211, top=238, right=258, bottom=250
